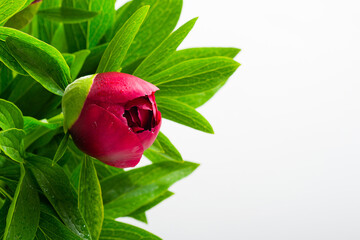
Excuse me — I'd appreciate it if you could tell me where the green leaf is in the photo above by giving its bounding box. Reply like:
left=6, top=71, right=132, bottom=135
left=0, top=165, right=20, bottom=181
left=23, top=114, right=63, bottom=136
left=30, top=133, right=62, bottom=160
left=101, top=161, right=199, bottom=218
left=0, top=98, right=23, bottom=130
left=63, top=53, right=75, bottom=67
left=38, top=7, right=99, bottom=24
left=62, top=18, right=86, bottom=52
left=0, top=0, right=27, bottom=24
left=19, top=0, right=34, bottom=12
left=0, top=63, right=12, bottom=96
left=70, top=50, right=90, bottom=80
left=128, top=190, right=173, bottom=221
left=39, top=212, right=83, bottom=240
left=0, top=186, right=13, bottom=201
left=63, top=0, right=116, bottom=51
left=116, top=0, right=183, bottom=68
left=147, top=57, right=240, bottom=97
left=144, top=132, right=183, bottom=163
left=37, top=0, right=62, bottom=44
left=6, top=75, right=62, bottom=119
left=94, top=159, right=124, bottom=181
left=0, top=198, right=4, bottom=208
left=79, top=43, right=107, bottom=76
left=62, top=140, right=84, bottom=176
left=121, top=57, right=145, bottom=74
left=34, top=229, right=47, bottom=240
left=51, top=24, right=68, bottom=52
left=175, top=83, right=224, bottom=108
left=79, top=155, right=104, bottom=240
left=149, top=135, right=164, bottom=152
left=23, top=116, right=62, bottom=149
left=104, top=1, right=131, bottom=42
left=0, top=39, right=27, bottom=75
left=99, top=219, right=161, bottom=240
left=97, top=5, right=149, bottom=73
left=133, top=17, right=197, bottom=78
left=0, top=198, right=11, bottom=237
left=52, top=131, right=69, bottom=166
left=152, top=47, right=241, bottom=75
left=4, top=30, right=71, bottom=95
left=129, top=212, right=148, bottom=224
left=70, top=164, right=80, bottom=190
left=3, top=164, right=40, bottom=240
left=87, top=0, right=116, bottom=48
left=69, top=164, right=81, bottom=191
left=0, top=176, right=18, bottom=192
left=157, top=97, right=214, bottom=133
left=0, top=129, right=25, bottom=163
left=28, top=154, right=92, bottom=240
left=153, top=49, right=240, bottom=108
left=39, top=201, right=59, bottom=218
left=4, top=1, right=41, bottom=30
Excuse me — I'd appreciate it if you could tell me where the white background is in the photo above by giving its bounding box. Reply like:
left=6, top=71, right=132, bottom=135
left=117, top=0, right=360, bottom=239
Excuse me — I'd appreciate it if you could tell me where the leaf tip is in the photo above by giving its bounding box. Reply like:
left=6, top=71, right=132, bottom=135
left=140, top=5, right=151, bottom=14
left=189, top=17, right=199, bottom=26
left=186, top=161, right=200, bottom=170
left=233, top=48, right=242, bottom=57
left=205, top=122, right=215, bottom=134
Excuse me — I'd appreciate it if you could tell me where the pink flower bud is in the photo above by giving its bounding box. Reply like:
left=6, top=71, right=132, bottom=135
left=62, top=72, right=161, bottom=168
left=31, top=0, right=42, bottom=4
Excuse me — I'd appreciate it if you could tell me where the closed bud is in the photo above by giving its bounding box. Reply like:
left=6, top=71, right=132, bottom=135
left=62, top=72, right=161, bottom=168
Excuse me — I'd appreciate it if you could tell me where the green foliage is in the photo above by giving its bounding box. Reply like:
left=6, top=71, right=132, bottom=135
left=0, top=63, right=12, bottom=95
left=101, top=161, right=198, bottom=218
left=152, top=47, right=241, bottom=75
left=0, top=129, right=25, bottom=163
left=37, top=7, right=99, bottom=24
left=78, top=155, right=104, bottom=240
left=3, top=164, right=39, bottom=240
left=4, top=1, right=41, bottom=30
left=97, top=5, right=149, bottom=73
left=145, top=131, right=183, bottom=163
left=0, top=99, right=23, bottom=130
left=100, top=219, right=161, bottom=240
left=63, top=0, right=116, bottom=52
left=52, top=131, right=69, bottom=165
left=128, top=190, right=174, bottom=223
left=157, top=97, right=214, bottom=133
left=38, top=211, right=83, bottom=240
left=37, top=0, right=62, bottom=44
left=23, top=115, right=62, bottom=149
left=134, top=17, right=197, bottom=78
left=114, top=0, right=183, bottom=68
left=148, top=57, right=240, bottom=97
left=29, top=154, right=92, bottom=239
left=0, top=0, right=239, bottom=238
left=0, top=199, right=11, bottom=237
left=0, top=0, right=28, bottom=24
left=79, top=43, right=107, bottom=76
left=70, top=50, right=90, bottom=80
left=5, top=33, right=71, bottom=96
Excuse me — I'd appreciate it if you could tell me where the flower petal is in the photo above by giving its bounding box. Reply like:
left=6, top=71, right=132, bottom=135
left=70, top=103, right=144, bottom=168
left=125, top=96, right=153, bottom=110
left=87, top=72, right=159, bottom=104
left=94, top=102, right=128, bottom=126
left=137, top=112, right=162, bottom=150
left=137, top=109, right=152, bottom=129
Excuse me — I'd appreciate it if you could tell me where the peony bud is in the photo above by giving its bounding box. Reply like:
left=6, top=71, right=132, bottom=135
left=62, top=72, right=161, bottom=168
